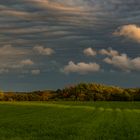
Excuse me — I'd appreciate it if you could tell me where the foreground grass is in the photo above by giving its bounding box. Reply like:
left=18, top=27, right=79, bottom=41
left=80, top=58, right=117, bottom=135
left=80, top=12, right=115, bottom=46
left=0, top=102, right=140, bottom=140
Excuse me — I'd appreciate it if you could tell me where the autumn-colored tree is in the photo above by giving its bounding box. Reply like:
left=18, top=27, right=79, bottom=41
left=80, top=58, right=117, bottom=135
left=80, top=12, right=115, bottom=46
left=0, top=91, right=4, bottom=101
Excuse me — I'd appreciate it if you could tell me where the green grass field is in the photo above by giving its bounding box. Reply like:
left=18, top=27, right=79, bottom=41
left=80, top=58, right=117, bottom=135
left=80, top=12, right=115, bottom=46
left=0, top=102, right=140, bottom=140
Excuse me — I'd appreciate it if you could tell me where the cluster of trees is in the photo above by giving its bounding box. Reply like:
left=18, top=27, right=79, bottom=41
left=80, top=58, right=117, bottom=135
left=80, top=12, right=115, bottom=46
left=57, top=83, right=140, bottom=101
left=0, top=83, right=140, bottom=101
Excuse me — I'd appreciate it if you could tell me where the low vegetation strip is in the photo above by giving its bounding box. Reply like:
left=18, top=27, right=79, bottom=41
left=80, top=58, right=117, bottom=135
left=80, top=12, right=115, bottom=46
left=0, top=83, right=140, bottom=101
left=0, top=102, right=140, bottom=140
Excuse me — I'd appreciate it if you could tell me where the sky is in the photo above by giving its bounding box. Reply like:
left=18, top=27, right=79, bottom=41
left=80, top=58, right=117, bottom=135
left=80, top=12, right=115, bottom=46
left=0, top=0, right=140, bottom=91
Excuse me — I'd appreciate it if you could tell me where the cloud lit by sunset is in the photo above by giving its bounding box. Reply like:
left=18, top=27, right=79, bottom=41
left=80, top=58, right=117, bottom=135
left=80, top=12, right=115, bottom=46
left=0, top=0, right=140, bottom=90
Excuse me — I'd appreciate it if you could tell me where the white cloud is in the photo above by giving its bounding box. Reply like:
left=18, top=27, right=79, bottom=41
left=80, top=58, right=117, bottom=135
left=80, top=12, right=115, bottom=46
left=63, top=61, right=100, bottom=74
left=31, top=69, right=40, bottom=75
left=20, top=59, right=34, bottom=66
left=104, top=53, right=140, bottom=72
left=83, top=47, right=97, bottom=56
left=99, top=48, right=119, bottom=57
left=114, top=24, right=140, bottom=43
left=33, top=45, right=54, bottom=55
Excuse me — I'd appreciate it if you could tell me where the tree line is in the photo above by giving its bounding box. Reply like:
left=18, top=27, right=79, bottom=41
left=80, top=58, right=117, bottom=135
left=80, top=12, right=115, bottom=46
left=0, top=83, right=140, bottom=101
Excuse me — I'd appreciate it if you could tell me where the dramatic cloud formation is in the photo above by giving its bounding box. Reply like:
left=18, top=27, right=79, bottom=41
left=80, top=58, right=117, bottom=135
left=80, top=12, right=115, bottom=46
left=83, top=48, right=97, bottom=56
left=99, top=48, right=119, bottom=57
left=114, top=24, right=140, bottom=43
left=104, top=53, right=140, bottom=72
left=63, top=61, right=100, bottom=74
left=1, top=0, right=140, bottom=89
left=33, top=46, right=54, bottom=55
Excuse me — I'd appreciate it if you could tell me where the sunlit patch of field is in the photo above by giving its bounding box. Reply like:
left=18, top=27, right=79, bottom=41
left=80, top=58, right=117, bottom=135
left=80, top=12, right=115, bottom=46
left=0, top=101, right=140, bottom=140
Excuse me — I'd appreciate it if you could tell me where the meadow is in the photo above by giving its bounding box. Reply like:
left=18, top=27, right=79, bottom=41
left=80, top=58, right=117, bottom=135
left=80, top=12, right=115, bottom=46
left=0, top=101, right=140, bottom=140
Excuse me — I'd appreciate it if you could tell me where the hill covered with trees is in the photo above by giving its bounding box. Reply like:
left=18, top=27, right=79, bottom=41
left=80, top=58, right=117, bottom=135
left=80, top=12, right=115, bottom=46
left=0, top=83, right=140, bottom=101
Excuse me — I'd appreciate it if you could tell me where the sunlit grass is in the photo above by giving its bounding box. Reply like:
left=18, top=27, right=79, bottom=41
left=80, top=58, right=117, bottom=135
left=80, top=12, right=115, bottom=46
left=0, top=102, right=140, bottom=140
